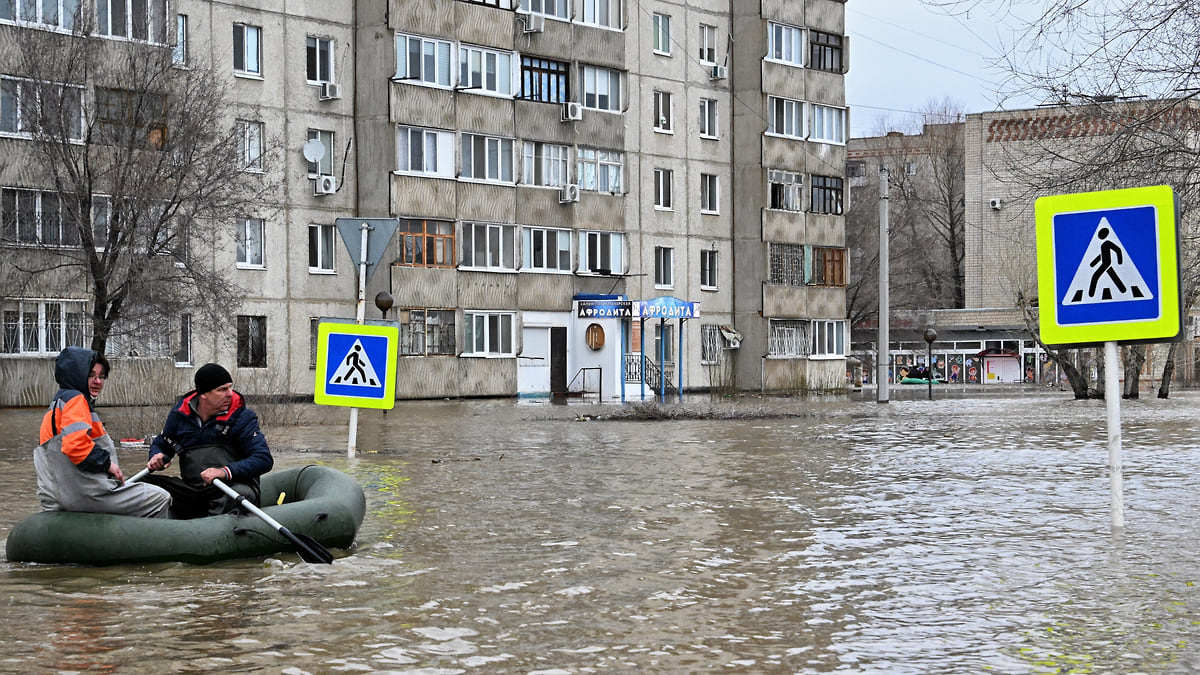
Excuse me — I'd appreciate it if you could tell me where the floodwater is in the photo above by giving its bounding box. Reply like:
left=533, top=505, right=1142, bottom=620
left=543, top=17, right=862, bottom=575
left=3, top=391, right=1200, bottom=674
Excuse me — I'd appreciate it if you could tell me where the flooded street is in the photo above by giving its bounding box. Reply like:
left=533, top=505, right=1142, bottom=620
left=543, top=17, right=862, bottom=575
left=4, top=391, right=1200, bottom=673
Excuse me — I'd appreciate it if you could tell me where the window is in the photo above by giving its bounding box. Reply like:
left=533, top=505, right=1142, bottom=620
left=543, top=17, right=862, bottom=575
left=397, top=218, right=455, bottom=267
left=237, top=119, right=264, bottom=172
left=395, top=33, right=452, bottom=87
left=236, top=315, right=267, bottom=367
left=95, top=86, right=166, bottom=148
left=308, top=223, right=335, bottom=272
left=653, top=90, right=673, bottom=132
left=1, top=188, right=76, bottom=246
left=173, top=15, right=188, bottom=65
left=768, top=96, right=802, bottom=138
left=461, top=222, right=517, bottom=270
left=173, top=313, right=192, bottom=365
left=810, top=246, right=845, bottom=286
left=519, top=55, right=567, bottom=103
left=0, top=78, right=83, bottom=141
left=581, top=66, right=621, bottom=111
left=810, top=104, right=846, bottom=144
left=700, top=249, right=718, bottom=289
left=399, top=308, right=456, bottom=356
left=809, top=30, right=844, bottom=73
left=1, top=0, right=78, bottom=29
left=89, top=196, right=119, bottom=250
left=463, top=311, right=515, bottom=356
left=236, top=217, right=265, bottom=268
left=522, top=226, right=572, bottom=272
left=847, top=160, right=867, bottom=186
left=652, top=323, right=673, bottom=361
left=2, top=299, right=86, bottom=354
left=700, top=173, right=718, bottom=213
left=769, top=170, right=803, bottom=211
left=810, top=175, right=844, bottom=215
left=583, top=0, right=619, bottom=28
left=579, top=230, right=623, bottom=274
left=768, top=243, right=804, bottom=286
left=461, top=133, right=514, bottom=182
left=461, top=45, right=513, bottom=96
left=233, top=23, right=262, bottom=76
left=523, top=141, right=569, bottom=187
left=699, top=98, right=718, bottom=138
left=309, top=317, right=319, bottom=368
left=652, top=13, right=671, bottom=55
left=768, top=319, right=809, bottom=357
left=577, top=147, right=622, bottom=193
left=307, top=36, right=334, bottom=84
left=653, top=168, right=673, bottom=209
left=767, top=22, right=803, bottom=66
left=654, top=246, right=673, bottom=288
left=699, top=24, right=718, bottom=64
left=701, top=324, right=722, bottom=363
left=812, top=319, right=846, bottom=357
left=396, top=125, right=454, bottom=178
left=97, top=0, right=168, bottom=42
left=520, top=0, right=567, bottom=19
left=905, top=161, right=918, bottom=175
left=306, top=128, right=333, bottom=176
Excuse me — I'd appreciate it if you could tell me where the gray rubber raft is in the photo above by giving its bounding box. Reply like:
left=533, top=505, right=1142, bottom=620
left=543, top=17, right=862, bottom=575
left=5, top=465, right=366, bottom=565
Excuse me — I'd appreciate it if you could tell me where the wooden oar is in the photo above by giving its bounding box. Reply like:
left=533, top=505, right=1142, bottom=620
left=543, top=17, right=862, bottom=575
left=212, top=478, right=334, bottom=564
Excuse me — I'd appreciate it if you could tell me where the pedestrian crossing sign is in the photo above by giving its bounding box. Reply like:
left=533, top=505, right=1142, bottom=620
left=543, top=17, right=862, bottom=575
left=314, top=322, right=398, bottom=409
left=1035, top=185, right=1182, bottom=346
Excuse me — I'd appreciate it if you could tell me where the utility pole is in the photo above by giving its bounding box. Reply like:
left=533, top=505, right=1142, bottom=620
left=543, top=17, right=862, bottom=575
left=877, top=167, right=890, bottom=403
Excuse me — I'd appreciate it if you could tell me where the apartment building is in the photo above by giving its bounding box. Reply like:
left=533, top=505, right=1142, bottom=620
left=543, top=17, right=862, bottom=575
left=0, top=0, right=848, bottom=405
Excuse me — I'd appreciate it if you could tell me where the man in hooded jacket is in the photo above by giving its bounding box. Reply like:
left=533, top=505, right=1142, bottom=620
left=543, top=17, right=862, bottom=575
left=144, top=363, right=273, bottom=519
left=34, top=346, right=172, bottom=517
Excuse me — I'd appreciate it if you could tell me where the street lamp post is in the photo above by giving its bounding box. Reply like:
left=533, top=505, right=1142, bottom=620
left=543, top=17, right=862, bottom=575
left=923, top=328, right=937, bottom=400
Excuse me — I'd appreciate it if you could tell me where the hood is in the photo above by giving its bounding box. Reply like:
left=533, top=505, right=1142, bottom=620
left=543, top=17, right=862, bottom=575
left=55, top=346, right=97, bottom=394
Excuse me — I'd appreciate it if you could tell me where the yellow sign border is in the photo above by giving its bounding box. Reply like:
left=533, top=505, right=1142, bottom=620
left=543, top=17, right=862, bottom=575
left=314, top=322, right=398, bottom=409
left=1035, top=185, right=1180, bottom=346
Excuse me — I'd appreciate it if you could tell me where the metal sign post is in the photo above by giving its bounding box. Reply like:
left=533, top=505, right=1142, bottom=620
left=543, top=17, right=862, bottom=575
left=347, top=221, right=370, bottom=458
left=1104, top=341, right=1124, bottom=528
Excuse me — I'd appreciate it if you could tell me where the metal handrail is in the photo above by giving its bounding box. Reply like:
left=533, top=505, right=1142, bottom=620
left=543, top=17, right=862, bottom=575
left=566, top=366, right=602, bottom=400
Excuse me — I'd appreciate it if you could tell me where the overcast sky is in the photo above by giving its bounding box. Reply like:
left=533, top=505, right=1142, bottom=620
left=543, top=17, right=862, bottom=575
left=845, top=1, right=1041, bottom=137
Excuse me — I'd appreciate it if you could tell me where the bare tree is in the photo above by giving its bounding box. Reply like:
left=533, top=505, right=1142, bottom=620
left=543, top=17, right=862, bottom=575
left=846, top=102, right=967, bottom=336
left=0, top=12, right=273, bottom=356
left=929, top=0, right=1200, bottom=396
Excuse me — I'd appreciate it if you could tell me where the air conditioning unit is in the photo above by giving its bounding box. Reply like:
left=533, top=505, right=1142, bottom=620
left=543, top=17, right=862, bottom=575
left=519, top=12, right=545, bottom=33
left=314, top=175, right=337, bottom=195
left=558, top=183, right=580, bottom=203
left=561, top=101, right=583, bottom=122
left=319, top=82, right=342, bottom=101
left=989, top=198, right=1003, bottom=210
left=709, top=65, right=727, bottom=80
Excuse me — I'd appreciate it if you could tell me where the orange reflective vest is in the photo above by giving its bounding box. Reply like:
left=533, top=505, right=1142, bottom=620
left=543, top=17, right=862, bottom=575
left=40, top=391, right=111, bottom=473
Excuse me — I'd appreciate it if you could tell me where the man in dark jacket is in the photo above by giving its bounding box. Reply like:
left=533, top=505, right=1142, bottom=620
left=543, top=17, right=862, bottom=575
left=144, top=363, right=273, bottom=519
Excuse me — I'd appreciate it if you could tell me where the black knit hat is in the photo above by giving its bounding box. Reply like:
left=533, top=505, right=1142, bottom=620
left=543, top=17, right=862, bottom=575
left=194, top=363, right=233, bottom=395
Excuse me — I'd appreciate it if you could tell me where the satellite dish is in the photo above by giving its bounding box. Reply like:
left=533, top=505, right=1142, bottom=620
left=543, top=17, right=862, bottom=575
left=302, top=138, right=326, bottom=163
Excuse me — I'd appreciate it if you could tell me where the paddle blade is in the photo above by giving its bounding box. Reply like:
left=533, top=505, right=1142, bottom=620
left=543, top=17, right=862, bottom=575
left=280, top=527, right=334, bottom=564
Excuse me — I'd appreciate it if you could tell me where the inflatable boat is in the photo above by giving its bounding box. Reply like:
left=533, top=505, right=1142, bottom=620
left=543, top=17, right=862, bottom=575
left=5, top=465, right=365, bottom=565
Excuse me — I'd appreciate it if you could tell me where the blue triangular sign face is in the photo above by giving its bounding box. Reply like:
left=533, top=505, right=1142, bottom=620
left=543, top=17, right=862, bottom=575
left=335, top=218, right=399, bottom=282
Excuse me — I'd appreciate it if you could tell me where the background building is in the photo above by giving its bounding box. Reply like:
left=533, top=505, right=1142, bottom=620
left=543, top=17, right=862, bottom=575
left=0, top=0, right=848, bottom=406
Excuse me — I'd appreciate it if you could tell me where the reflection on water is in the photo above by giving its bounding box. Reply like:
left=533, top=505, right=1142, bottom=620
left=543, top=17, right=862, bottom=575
left=3, top=394, right=1200, bottom=673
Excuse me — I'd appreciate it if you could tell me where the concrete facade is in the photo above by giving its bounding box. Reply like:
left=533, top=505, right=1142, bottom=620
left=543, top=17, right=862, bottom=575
left=0, top=0, right=848, bottom=406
